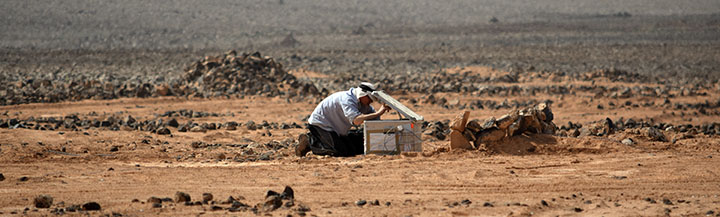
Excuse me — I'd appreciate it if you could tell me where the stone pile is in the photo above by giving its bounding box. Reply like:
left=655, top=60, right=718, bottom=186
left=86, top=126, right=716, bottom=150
left=311, top=67, right=715, bottom=98
left=178, top=51, right=324, bottom=98
left=145, top=187, right=309, bottom=215
left=557, top=117, right=720, bottom=138
left=449, top=103, right=557, bottom=150
left=0, top=51, right=323, bottom=105
left=0, top=114, right=303, bottom=135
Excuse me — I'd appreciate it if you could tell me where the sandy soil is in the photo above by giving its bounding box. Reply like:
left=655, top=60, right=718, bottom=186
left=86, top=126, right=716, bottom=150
left=1, top=71, right=719, bottom=216
left=2, top=1, right=720, bottom=216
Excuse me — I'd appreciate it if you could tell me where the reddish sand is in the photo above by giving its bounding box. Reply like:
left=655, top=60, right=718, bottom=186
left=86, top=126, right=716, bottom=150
left=1, top=70, right=719, bottom=216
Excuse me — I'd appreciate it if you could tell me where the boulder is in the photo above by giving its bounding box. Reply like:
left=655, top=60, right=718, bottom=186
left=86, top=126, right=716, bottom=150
left=450, top=111, right=470, bottom=132
left=260, top=195, right=282, bottom=212
left=481, top=117, right=496, bottom=129
left=644, top=127, right=667, bottom=142
left=449, top=129, right=473, bottom=150
left=476, top=128, right=505, bottom=143
left=154, top=84, right=171, bottom=96
left=496, top=112, right=518, bottom=130
left=202, top=193, right=214, bottom=203
left=465, top=120, right=482, bottom=133
left=175, top=192, right=191, bottom=203
left=462, top=130, right=476, bottom=142
left=167, top=119, right=179, bottom=128
left=34, top=195, right=53, bottom=208
left=147, top=197, right=163, bottom=204
left=156, top=127, right=171, bottom=135
left=621, top=138, right=634, bottom=145
left=81, top=202, right=101, bottom=211
left=190, top=125, right=206, bottom=133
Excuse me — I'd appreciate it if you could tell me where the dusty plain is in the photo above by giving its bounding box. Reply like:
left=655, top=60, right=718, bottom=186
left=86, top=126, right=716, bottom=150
left=2, top=0, right=720, bottom=216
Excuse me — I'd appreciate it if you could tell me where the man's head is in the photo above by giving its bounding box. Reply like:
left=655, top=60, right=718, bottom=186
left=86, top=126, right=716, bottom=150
left=355, top=82, right=377, bottom=105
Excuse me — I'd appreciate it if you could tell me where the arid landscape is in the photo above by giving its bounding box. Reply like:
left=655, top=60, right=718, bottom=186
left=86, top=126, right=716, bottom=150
left=1, top=0, right=720, bottom=216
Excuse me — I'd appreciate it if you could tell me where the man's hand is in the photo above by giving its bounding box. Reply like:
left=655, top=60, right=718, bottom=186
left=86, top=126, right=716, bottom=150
left=352, top=104, right=392, bottom=125
left=377, top=104, right=391, bottom=114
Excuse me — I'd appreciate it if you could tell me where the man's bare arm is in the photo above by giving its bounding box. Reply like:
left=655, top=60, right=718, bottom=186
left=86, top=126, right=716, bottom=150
left=352, top=105, right=391, bottom=125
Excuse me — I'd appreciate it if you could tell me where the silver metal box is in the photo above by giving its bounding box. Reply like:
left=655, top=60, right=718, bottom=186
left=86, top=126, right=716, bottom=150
left=363, top=120, right=422, bottom=155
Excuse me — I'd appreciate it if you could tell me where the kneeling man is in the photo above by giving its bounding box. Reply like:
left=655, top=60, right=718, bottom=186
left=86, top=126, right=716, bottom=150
left=296, top=82, right=390, bottom=157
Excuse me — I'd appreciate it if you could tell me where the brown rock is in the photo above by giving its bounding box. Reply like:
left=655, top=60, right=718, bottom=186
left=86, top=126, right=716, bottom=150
left=520, top=113, right=543, bottom=134
left=507, top=118, right=523, bottom=137
left=601, top=118, right=615, bottom=135
left=481, top=117, right=496, bottom=129
left=175, top=192, right=191, bottom=203
left=147, top=196, right=163, bottom=204
left=465, top=119, right=482, bottom=133
left=462, top=130, right=476, bottom=143
left=476, top=128, right=505, bottom=143
left=536, top=103, right=553, bottom=122
left=155, top=84, right=171, bottom=96
left=190, top=125, right=206, bottom=133
left=541, top=122, right=557, bottom=134
left=450, top=111, right=471, bottom=132
left=34, top=195, right=53, bottom=208
left=202, top=193, right=214, bottom=202
left=644, top=127, right=667, bottom=142
left=571, top=129, right=581, bottom=137
left=449, top=130, right=473, bottom=150
left=260, top=195, right=282, bottom=212
left=496, top=112, right=519, bottom=130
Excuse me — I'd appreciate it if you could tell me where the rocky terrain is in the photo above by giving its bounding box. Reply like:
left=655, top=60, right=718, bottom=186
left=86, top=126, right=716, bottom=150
left=2, top=0, right=720, bottom=216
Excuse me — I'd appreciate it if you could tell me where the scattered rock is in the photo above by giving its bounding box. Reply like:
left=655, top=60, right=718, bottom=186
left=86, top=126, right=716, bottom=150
left=147, top=197, right=163, bottom=204
left=356, top=200, right=367, bottom=206
left=662, top=198, right=673, bottom=205
left=232, top=200, right=249, bottom=208
left=156, top=127, right=171, bottom=135
left=621, top=138, right=634, bottom=145
left=612, top=175, right=628, bottom=180
left=644, top=127, right=667, bottom=142
left=226, top=121, right=238, bottom=130
left=281, top=186, right=294, bottom=200
left=34, top=195, right=53, bottom=208
left=202, top=193, right=213, bottom=203
left=81, top=202, right=101, bottom=211
left=190, top=125, right=206, bottom=133
left=167, top=119, right=179, bottom=128
left=260, top=195, right=282, bottom=212
left=66, top=204, right=80, bottom=212
left=175, top=192, right=191, bottom=203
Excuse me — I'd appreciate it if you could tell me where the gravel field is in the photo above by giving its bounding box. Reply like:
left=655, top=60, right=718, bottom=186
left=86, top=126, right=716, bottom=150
left=2, top=0, right=720, bottom=83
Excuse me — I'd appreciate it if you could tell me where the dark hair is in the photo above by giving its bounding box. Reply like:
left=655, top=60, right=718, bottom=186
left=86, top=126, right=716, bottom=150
left=359, top=84, right=375, bottom=92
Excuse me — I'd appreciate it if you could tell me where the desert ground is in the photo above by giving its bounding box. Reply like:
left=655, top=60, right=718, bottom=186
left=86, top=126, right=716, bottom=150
left=1, top=0, right=720, bottom=216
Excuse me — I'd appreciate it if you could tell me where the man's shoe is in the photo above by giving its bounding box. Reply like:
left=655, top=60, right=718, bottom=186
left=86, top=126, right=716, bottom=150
left=295, top=133, right=310, bottom=157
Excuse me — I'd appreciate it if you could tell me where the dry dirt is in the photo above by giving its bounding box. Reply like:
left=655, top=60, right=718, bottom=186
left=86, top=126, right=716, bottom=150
left=3, top=0, right=720, bottom=216
left=1, top=69, right=719, bottom=216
